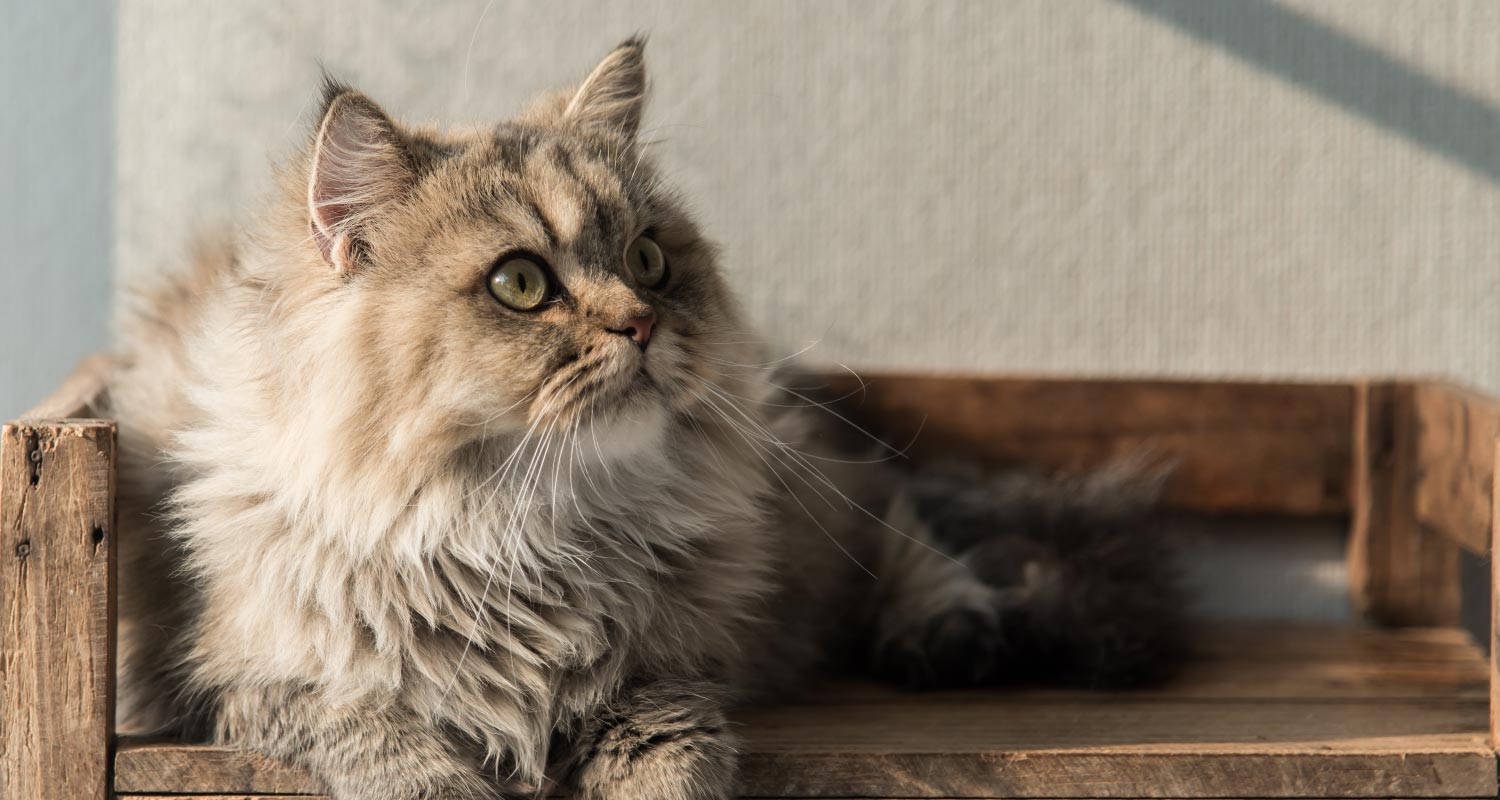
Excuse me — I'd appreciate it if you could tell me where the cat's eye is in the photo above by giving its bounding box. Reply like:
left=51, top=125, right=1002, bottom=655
left=626, top=234, right=668, bottom=289
left=487, top=257, right=552, bottom=311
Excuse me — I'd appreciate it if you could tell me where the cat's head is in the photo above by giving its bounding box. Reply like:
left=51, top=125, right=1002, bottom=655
left=273, top=38, right=749, bottom=457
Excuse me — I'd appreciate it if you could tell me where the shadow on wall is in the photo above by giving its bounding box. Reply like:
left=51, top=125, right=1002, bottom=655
left=1117, top=0, right=1500, bottom=184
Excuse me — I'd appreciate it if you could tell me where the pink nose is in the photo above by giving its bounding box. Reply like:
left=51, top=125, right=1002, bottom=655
left=610, top=312, right=656, bottom=350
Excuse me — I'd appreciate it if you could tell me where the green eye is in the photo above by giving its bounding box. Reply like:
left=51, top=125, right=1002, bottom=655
left=626, top=234, right=668, bottom=289
left=487, top=257, right=551, bottom=311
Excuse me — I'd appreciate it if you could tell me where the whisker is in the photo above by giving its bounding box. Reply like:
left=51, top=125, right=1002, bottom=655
left=690, top=392, right=876, bottom=578
left=697, top=386, right=959, bottom=567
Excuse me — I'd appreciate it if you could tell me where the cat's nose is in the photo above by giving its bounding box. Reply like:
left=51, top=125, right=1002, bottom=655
left=608, top=311, right=656, bottom=350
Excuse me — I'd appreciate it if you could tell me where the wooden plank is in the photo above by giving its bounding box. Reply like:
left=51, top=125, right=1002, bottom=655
left=1412, top=382, right=1500, bottom=555
left=817, top=373, right=1353, bottom=516
left=18, top=354, right=111, bottom=421
left=1191, top=625, right=1483, bottom=662
left=114, top=624, right=1497, bottom=797
left=115, top=740, right=325, bottom=795
left=736, top=700, right=1493, bottom=798
left=116, top=710, right=1497, bottom=800
left=1, top=419, right=117, bottom=800
left=1348, top=383, right=1461, bottom=626
left=1491, top=439, right=1500, bottom=750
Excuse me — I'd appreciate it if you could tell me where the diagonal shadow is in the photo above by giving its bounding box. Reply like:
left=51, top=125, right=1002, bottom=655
left=1116, top=0, right=1500, bottom=184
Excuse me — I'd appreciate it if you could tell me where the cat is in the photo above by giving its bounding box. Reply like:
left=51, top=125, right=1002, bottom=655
left=109, top=38, right=1182, bottom=800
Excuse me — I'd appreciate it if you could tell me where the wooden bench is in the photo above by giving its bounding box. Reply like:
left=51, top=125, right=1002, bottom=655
left=5, top=359, right=1499, bottom=799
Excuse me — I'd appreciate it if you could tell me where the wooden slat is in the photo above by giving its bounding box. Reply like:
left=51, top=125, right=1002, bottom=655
left=1491, top=439, right=1500, bottom=750
left=19, top=354, right=111, bottom=421
left=1348, top=383, right=1461, bottom=626
left=1412, top=382, right=1500, bottom=554
left=819, top=373, right=1353, bottom=516
left=115, top=625, right=1494, bottom=798
left=115, top=740, right=324, bottom=795
left=116, top=715, right=1497, bottom=800
left=738, top=700, right=1492, bottom=798
left=1, top=419, right=117, bottom=800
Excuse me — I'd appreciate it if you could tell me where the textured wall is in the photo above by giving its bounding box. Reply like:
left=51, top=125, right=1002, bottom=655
left=115, top=0, right=1500, bottom=390
left=0, top=1, right=113, bottom=418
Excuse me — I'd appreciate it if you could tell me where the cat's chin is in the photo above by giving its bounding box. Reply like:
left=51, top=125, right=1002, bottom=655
left=581, top=399, right=671, bottom=464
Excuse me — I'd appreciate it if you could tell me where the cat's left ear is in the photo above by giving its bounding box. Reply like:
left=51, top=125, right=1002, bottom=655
left=563, top=36, right=648, bottom=139
left=308, top=79, right=415, bottom=274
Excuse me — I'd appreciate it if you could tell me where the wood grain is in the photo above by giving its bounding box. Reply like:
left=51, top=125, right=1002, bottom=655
left=1412, top=382, right=1500, bottom=555
left=115, top=625, right=1493, bottom=798
left=1491, top=439, right=1500, bottom=750
left=115, top=739, right=324, bottom=795
left=1348, top=383, right=1461, bottom=626
left=817, top=373, right=1354, bottom=516
left=738, top=744, right=1493, bottom=799
left=118, top=702, right=1495, bottom=799
left=1, top=419, right=117, bottom=800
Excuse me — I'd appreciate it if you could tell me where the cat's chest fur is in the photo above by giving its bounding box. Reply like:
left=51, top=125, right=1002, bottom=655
left=175, top=391, right=776, bottom=747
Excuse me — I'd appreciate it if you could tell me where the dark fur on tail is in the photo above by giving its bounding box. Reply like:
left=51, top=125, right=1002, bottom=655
left=881, top=460, right=1187, bottom=689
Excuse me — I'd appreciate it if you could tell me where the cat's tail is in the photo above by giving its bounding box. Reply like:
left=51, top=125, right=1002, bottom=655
left=870, top=458, right=1187, bottom=689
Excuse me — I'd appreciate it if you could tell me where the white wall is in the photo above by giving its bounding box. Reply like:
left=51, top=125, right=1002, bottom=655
left=115, top=0, right=1500, bottom=391
left=0, top=1, right=114, bottom=418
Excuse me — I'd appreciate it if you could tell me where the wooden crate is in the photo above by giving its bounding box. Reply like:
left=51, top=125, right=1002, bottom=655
left=5, top=359, right=1500, bottom=799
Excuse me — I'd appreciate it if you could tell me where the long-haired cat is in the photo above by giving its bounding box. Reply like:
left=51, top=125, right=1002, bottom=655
left=110, top=39, right=1182, bottom=800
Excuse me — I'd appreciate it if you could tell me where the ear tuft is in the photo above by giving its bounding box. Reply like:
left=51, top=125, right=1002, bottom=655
left=563, top=37, right=649, bottom=139
left=307, top=82, right=413, bottom=275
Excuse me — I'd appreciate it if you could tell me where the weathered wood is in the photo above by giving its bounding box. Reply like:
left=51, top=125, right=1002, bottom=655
left=19, top=354, right=111, bottom=421
left=738, top=737, right=1494, bottom=799
left=1348, top=383, right=1461, bottom=626
left=1, top=419, right=117, bottom=800
left=115, top=625, right=1493, bottom=798
left=1412, top=382, right=1500, bottom=554
left=1491, top=438, right=1500, bottom=750
left=119, top=701, right=1494, bottom=799
left=819, top=374, right=1353, bottom=516
left=114, top=740, right=324, bottom=795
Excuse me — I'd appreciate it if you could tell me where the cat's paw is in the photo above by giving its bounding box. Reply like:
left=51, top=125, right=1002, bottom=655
left=873, top=604, right=1004, bottom=688
left=571, top=682, right=739, bottom=800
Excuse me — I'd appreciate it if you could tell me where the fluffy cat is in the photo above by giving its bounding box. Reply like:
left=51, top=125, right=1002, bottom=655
left=110, top=38, right=1182, bottom=800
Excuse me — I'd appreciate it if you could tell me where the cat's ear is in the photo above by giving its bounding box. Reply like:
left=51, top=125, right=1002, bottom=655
left=563, top=37, right=648, bottom=139
left=308, top=79, right=414, bottom=274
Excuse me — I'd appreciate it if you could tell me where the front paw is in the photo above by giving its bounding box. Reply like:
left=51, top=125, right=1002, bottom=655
left=571, top=682, right=739, bottom=800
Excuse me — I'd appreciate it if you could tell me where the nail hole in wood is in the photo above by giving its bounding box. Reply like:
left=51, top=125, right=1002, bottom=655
left=15, top=540, right=31, bottom=559
left=25, top=432, right=41, bottom=487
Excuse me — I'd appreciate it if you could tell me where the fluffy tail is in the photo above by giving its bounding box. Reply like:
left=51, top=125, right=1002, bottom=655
left=873, top=459, right=1187, bottom=689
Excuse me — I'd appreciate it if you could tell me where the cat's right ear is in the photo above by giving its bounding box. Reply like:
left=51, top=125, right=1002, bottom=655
left=308, top=80, right=414, bottom=274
